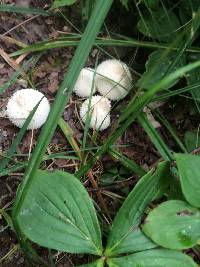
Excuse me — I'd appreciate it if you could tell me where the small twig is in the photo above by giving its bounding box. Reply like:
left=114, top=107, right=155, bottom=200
left=28, top=130, right=34, bottom=161
left=15, top=53, right=29, bottom=64
left=87, top=170, right=112, bottom=223
left=0, top=48, right=20, bottom=71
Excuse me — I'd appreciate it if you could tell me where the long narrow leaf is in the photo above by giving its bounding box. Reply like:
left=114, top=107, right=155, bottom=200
left=0, top=4, right=50, bottom=15
left=138, top=113, right=173, bottom=161
left=10, top=37, right=200, bottom=57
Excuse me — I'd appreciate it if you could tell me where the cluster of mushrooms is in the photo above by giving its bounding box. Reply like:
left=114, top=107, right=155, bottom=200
left=74, top=59, right=132, bottom=131
left=6, top=59, right=132, bottom=132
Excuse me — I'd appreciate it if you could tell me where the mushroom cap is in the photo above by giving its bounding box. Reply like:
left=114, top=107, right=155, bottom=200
left=95, top=59, right=132, bottom=100
left=80, top=95, right=111, bottom=131
left=73, top=68, right=96, bottom=97
left=6, top=89, right=50, bottom=130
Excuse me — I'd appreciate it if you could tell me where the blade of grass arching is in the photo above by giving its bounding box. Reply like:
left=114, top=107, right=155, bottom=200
left=10, top=37, right=200, bottom=57
left=137, top=112, right=173, bottom=161
left=0, top=99, right=42, bottom=172
left=0, top=4, right=50, bottom=16
left=154, top=111, right=188, bottom=153
left=76, top=60, right=200, bottom=177
left=58, top=117, right=82, bottom=161
left=108, top=148, right=146, bottom=176
left=120, top=61, right=200, bottom=123
left=13, top=0, right=113, bottom=218
left=153, top=81, right=200, bottom=101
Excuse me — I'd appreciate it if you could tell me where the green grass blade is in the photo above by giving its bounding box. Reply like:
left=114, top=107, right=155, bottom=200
left=138, top=113, right=173, bottom=161
left=0, top=4, right=50, bottom=15
left=0, top=155, right=78, bottom=177
left=155, top=111, right=188, bottom=153
left=10, top=37, right=200, bottom=57
left=153, top=81, right=200, bottom=101
left=108, top=148, right=146, bottom=177
left=12, top=0, right=113, bottom=217
left=0, top=163, right=27, bottom=177
left=58, top=117, right=82, bottom=160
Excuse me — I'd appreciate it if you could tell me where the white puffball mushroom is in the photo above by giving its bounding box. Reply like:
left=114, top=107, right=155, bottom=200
left=6, top=89, right=50, bottom=130
left=80, top=95, right=111, bottom=131
left=95, top=59, right=132, bottom=100
left=73, top=68, right=96, bottom=97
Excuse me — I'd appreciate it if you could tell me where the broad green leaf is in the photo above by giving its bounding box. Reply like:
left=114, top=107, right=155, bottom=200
left=107, top=227, right=157, bottom=255
left=184, top=131, right=200, bottom=152
left=105, top=162, right=169, bottom=256
left=52, top=0, right=77, bottom=8
left=107, top=249, right=197, bottom=267
left=137, top=9, right=180, bottom=42
left=137, top=50, right=184, bottom=90
left=175, top=153, right=200, bottom=207
left=78, top=259, right=104, bottom=267
left=143, top=200, right=200, bottom=249
left=17, top=170, right=102, bottom=255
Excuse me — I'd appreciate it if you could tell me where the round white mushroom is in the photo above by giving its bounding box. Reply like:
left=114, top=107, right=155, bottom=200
left=80, top=95, right=111, bottom=131
left=95, top=59, right=132, bottom=100
left=6, top=88, right=50, bottom=130
left=73, top=68, right=96, bottom=97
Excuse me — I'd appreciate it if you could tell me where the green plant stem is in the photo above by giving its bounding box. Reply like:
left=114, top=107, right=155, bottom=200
left=58, top=117, right=82, bottom=161
left=138, top=113, right=173, bottom=161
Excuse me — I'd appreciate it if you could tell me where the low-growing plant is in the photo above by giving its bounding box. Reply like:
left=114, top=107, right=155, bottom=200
left=14, top=154, right=200, bottom=266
